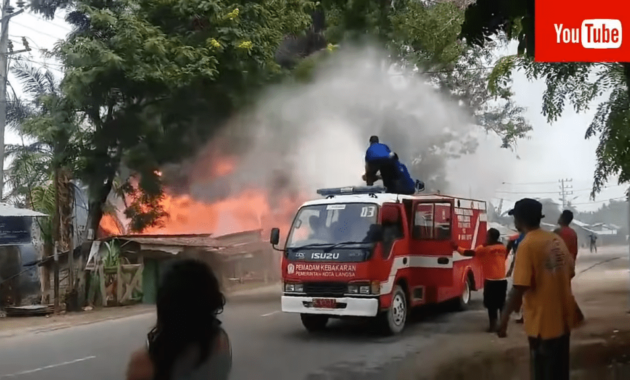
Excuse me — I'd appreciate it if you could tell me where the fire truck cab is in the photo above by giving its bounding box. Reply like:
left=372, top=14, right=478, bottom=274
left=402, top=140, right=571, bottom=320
left=269, top=186, right=487, bottom=335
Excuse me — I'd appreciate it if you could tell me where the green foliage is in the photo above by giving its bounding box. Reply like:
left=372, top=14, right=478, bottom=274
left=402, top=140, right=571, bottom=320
left=43, top=0, right=315, bottom=232
left=462, top=2, right=630, bottom=198
left=485, top=55, right=630, bottom=197
left=312, top=1, right=532, bottom=147
left=102, top=240, right=121, bottom=267
left=459, top=0, right=534, bottom=57
left=389, top=1, right=465, bottom=67
left=4, top=60, right=82, bottom=205
left=29, top=0, right=531, bottom=232
left=30, top=181, right=56, bottom=245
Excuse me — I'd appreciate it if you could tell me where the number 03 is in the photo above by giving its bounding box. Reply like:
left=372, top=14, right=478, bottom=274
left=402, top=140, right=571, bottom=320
left=360, top=206, right=375, bottom=217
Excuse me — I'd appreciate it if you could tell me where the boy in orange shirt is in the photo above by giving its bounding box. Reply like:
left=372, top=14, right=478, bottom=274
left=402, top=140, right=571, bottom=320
left=498, top=198, right=578, bottom=380
left=455, top=228, right=508, bottom=332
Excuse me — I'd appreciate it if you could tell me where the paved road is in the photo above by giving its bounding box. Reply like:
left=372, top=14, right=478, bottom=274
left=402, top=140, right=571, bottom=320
left=0, top=247, right=627, bottom=380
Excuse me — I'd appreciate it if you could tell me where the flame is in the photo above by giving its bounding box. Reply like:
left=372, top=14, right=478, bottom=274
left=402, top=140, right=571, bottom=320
left=98, top=156, right=305, bottom=239
left=100, top=214, right=123, bottom=236
left=211, top=158, right=236, bottom=177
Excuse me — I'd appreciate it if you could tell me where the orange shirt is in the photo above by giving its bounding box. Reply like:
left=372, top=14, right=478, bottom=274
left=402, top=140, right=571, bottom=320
left=513, top=229, right=578, bottom=339
left=459, top=243, right=508, bottom=280
left=556, top=226, right=578, bottom=260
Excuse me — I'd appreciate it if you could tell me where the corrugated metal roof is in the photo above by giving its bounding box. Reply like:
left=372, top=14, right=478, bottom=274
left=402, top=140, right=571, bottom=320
left=101, top=231, right=268, bottom=251
left=214, top=230, right=262, bottom=245
left=103, top=233, right=223, bottom=248
left=0, top=203, right=47, bottom=217
left=487, top=222, right=517, bottom=237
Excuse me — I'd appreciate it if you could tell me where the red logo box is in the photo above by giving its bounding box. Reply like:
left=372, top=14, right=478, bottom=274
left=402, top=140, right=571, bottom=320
left=535, top=0, right=630, bottom=62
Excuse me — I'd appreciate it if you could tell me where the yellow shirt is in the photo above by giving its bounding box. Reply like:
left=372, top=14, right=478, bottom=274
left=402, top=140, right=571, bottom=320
left=513, top=229, right=578, bottom=339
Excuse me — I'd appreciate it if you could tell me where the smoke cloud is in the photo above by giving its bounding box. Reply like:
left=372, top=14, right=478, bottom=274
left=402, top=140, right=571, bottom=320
left=167, top=46, right=515, bottom=206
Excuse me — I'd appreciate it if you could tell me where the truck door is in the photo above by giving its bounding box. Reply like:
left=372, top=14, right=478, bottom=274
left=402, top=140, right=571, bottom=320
left=410, top=201, right=454, bottom=287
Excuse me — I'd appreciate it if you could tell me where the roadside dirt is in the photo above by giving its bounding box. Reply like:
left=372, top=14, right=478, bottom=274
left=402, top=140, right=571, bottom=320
left=398, top=250, right=630, bottom=379
left=0, top=304, right=154, bottom=338
left=0, top=281, right=281, bottom=338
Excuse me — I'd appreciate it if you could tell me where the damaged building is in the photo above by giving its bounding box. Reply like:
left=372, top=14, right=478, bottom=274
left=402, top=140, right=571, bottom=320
left=84, top=230, right=278, bottom=306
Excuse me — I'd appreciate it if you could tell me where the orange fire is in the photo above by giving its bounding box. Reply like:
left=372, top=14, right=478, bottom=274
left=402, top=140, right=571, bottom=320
left=99, top=156, right=304, bottom=239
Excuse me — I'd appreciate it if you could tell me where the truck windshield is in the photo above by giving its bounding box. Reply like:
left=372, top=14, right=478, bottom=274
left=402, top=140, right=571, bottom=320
left=286, top=203, right=379, bottom=248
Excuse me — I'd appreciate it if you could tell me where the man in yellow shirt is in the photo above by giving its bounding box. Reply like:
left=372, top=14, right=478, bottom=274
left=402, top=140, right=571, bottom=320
left=497, top=198, right=578, bottom=380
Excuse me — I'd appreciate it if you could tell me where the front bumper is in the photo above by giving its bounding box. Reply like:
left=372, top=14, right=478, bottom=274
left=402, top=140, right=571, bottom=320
left=281, top=295, right=379, bottom=317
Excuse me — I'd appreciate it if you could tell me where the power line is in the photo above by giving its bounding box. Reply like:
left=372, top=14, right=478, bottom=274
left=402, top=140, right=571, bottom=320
left=14, top=57, right=64, bottom=68
left=501, top=181, right=561, bottom=186
left=492, top=195, right=627, bottom=206
left=496, top=185, right=626, bottom=195
left=571, top=197, right=626, bottom=205
left=496, top=190, right=564, bottom=195
left=9, top=57, right=64, bottom=73
left=11, top=21, right=60, bottom=39
left=22, top=13, right=71, bottom=32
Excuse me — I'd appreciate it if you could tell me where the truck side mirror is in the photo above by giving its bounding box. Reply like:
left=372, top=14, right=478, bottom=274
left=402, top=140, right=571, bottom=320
left=270, top=228, right=280, bottom=246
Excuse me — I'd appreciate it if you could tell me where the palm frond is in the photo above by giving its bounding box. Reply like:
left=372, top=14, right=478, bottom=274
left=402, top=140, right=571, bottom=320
left=10, top=60, right=58, bottom=97
left=6, top=90, right=36, bottom=131
left=4, top=142, right=51, bottom=158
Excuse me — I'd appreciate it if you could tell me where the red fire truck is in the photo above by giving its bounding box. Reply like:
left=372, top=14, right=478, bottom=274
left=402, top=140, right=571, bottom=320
left=269, top=186, right=487, bottom=335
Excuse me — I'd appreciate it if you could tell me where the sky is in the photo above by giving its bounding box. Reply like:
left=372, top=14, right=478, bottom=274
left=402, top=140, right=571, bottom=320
left=4, top=9, right=627, bottom=214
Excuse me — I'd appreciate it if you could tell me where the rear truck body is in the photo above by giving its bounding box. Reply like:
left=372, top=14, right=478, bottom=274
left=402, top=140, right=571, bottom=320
left=269, top=186, right=487, bottom=335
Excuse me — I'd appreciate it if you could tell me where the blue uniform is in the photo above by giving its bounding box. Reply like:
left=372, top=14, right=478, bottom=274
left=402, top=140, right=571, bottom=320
left=395, top=161, right=416, bottom=195
left=365, top=143, right=392, bottom=162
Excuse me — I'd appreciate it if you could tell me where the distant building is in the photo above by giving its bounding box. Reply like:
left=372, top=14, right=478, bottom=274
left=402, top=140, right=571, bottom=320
left=0, top=203, right=47, bottom=307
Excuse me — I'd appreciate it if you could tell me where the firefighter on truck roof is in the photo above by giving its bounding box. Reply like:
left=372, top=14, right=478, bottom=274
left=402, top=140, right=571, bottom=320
left=362, top=135, right=424, bottom=194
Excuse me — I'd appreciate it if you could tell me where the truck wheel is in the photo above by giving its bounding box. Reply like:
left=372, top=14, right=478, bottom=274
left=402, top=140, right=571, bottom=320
left=455, top=275, right=473, bottom=311
left=300, top=314, right=329, bottom=332
left=380, top=285, right=407, bottom=335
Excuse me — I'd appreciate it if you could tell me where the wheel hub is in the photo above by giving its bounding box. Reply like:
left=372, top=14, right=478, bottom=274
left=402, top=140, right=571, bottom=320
left=392, top=293, right=406, bottom=325
left=462, top=281, right=470, bottom=304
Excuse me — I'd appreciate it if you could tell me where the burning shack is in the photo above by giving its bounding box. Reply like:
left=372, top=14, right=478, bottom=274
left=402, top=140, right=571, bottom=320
left=85, top=230, right=277, bottom=306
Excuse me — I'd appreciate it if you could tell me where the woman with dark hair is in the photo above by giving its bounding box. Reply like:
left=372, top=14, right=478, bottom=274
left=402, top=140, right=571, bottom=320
left=126, top=259, right=232, bottom=380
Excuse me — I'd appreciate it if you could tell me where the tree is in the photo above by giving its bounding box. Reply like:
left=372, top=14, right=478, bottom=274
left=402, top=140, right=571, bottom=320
left=3, top=59, right=83, bottom=299
left=3, top=62, right=58, bottom=205
left=318, top=1, right=531, bottom=145
left=29, top=0, right=315, bottom=234
left=279, top=1, right=531, bottom=191
left=29, top=181, right=55, bottom=302
left=460, top=0, right=630, bottom=199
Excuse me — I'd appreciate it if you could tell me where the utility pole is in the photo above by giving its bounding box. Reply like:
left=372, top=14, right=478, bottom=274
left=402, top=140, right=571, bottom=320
left=558, top=178, right=573, bottom=209
left=53, top=242, right=59, bottom=313
left=0, top=0, right=26, bottom=199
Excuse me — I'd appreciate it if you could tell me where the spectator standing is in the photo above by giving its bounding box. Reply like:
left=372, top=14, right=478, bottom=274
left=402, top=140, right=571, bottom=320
left=589, top=233, right=598, bottom=253
left=455, top=228, right=508, bottom=332
left=555, top=210, right=578, bottom=261
left=498, top=198, right=579, bottom=380
left=555, top=209, right=585, bottom=328
left=126, top=259, right=232, bottom=380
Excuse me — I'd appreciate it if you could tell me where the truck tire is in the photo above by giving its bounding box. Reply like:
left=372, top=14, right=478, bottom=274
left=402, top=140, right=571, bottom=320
left=300, top=314, right=329, bottom=332
left=380, top=285, right=407, bottom=335
left=455, top=275, right=473, bottom=311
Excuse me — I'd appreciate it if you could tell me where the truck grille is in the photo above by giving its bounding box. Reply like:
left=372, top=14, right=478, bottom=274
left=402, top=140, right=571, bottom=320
left=303, top=282, right=347, bottom=297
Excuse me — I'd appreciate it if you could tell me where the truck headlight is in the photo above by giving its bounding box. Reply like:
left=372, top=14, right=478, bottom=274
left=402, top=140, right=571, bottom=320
left=285, top=283, right=303, bottom=293
left=348, top=281, right=380, bottom=295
